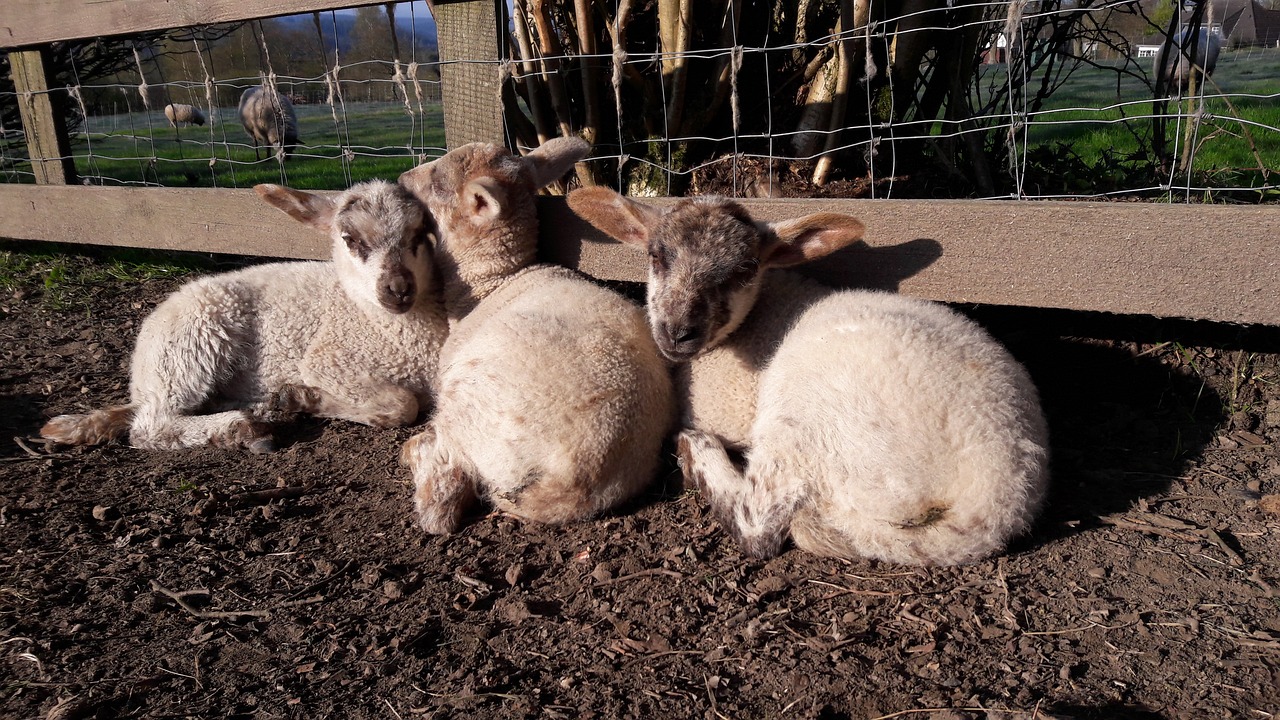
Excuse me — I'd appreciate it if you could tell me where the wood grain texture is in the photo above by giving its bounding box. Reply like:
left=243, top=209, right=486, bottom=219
left=1, top=184, right=1277, bottom=325
left=0, top=185, right=330, bottom=259
left=540, top=196, right=1280, bottom=326
left=8, top=50, right=75, bottom=184
left=0, top=0, right=386, bottom=48
left=434, top=0, right=504, bottom=148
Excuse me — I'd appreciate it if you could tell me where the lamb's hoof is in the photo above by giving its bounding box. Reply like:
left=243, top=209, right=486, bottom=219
left=413, top=490, right=464, bottom=534
left=370, top=411, right=413, bottom=429
left=270, top=384, right=321, bottom=415
left=411, top=462, right=470, bottom=535
left=676, top=429, right=714, bottom=493
left=367, top=391, right=419, bottom=429
left=246, top=436, right=277, bottom=454
left=40, top=415, right=84, bottom=445
left=399, top=427, right=436, bottom=468
left=219, top=418, right=275, bottom=453
left=415, top=508, right=462, bottom=535
left=40, top=409, right=129, bottom=446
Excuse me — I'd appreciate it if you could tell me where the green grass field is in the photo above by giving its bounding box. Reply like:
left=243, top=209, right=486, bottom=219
left=0, top=243, right=232, bottom=312
left=982, top=47, right=1280, bottom=190
left=72, top=100, right=446, bottom=190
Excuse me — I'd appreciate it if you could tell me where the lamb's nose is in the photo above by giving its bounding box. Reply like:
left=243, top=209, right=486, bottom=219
left=388, top=275, right=412, bottom=300
left=666, top=323, right=698, bottom=345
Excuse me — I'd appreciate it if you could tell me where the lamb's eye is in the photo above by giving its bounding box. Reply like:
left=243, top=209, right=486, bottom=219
left=649, top=245, right=669, bottom=272
left=341, top=232, right=367, bottom=250
left=729, top=261, right=757, bottom=286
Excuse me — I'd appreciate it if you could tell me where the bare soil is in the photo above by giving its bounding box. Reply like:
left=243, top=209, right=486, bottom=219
left=3, top=249, right=1280, bottom=719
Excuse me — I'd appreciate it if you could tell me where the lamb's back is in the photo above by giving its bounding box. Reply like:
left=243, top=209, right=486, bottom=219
left=434, top=265, right=670, bottom=491
left=754, top=290, right=1049, bottom=562
left=131, top=262, right=340, bottom=404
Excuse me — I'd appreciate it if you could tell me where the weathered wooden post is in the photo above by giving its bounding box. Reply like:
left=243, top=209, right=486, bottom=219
left=431, top=0, right=505, bottom=148
left=8, top=48, right=77, bottom=184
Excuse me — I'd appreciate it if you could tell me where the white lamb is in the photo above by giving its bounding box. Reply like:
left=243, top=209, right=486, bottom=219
left=567, top=190, right=1050, bottom=566
left=41, top=180, right=447, bottom=452
left=396, top=138, right=675, bottom=533
left=164, top=103, right=207, bottom=127
left=239, top=86, right=299, bottom=161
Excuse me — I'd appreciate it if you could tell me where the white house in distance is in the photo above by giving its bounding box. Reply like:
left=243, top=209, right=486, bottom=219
left=982, top=0, right=1280, bottom=64
left=1139, top=0, right=1280, bottom=52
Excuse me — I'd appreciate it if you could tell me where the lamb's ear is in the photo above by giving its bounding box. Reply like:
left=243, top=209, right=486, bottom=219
left=462, top=176, right=506, bottom=224
left=758, top=213, right=865, bottom=268
left=255, top=184, right=336, bottom=229
left=524, top=136, right=590, bottom=189
left=397, top=163, right=432, bottom=201
left=567, top=187, right=662, bottom=247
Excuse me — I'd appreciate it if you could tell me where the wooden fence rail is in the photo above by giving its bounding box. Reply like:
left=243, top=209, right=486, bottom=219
left=1, top=0, right=1278, bottom=325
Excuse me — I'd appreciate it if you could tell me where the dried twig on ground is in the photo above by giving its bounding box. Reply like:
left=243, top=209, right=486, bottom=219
left=593, top=568, right=684, bottom=586
left=150, top=580, right=272, bottom=621
left=1100, top=512, right=1246, bottom=566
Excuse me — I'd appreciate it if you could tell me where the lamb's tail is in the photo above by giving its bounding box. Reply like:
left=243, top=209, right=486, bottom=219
left=40, top=404, right=135, bottom=446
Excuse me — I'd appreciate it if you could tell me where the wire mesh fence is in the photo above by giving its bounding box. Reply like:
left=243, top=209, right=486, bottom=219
left=2, top=0, right=1277, bottom=201
left=0, top=2, right=446, bottom=190
left=500, top=0, right=1279, bottom=203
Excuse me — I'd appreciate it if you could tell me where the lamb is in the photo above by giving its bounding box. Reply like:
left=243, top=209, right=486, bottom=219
left=41, top=180, right=447, bottom=452
left=1154, top=27, right=1220, bottom=94
left=396, top=138, right=675, bottom=533
left=567, top=190, right=1050, bottom=566
left=164, top=103, right=207, bottom=127
left=238, top=86, right=299, bottom=161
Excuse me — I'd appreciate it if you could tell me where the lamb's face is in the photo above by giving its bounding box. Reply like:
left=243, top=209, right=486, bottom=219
left=398, top=144, right=533, bottom=261
left=569, top=187, right=867, bottom=363
left=331, top=181, right=435, bottom=314
left=644, top=199, right=766, bottom=362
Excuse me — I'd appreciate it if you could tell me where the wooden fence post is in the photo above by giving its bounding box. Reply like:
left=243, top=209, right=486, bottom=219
left=8, top=48, right=77, bottom=185
left=432, top=0, right=505, bottom=148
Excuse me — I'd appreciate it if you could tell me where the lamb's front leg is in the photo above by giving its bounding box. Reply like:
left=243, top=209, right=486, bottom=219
left=677, top=429, right=799, bottom=559
left=400, top=424, right=477, bottom=534
left=269, top=381, right=420, bottom=428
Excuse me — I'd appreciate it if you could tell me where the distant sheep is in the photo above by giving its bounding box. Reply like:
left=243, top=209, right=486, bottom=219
left=163, top=103, right=206, bottom=127
left=41, top=180, right=447, bottom=452
left=569, top=190, right=1050, bottom=566
left=1154, top=27, right=1221, bottom=94
left=239, top=86, right=299, bottom=161
left=396, top=138, right=675, bottom=534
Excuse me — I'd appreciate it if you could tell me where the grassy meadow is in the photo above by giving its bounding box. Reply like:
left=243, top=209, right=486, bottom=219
left=984, top=46, right=1280, bottom=192
left=69, top=100, right=446, bottom=190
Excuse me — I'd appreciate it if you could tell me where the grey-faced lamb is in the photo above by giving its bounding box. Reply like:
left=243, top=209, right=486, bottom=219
left=396, top=138, right=675, bottom=533
left=567, top=190, right=1050, bottom=566
left=164, top=103, right=207, bottom=127
left=41, top=180, right=447, bottom=452
left=239, top=86, right=299, bottom=161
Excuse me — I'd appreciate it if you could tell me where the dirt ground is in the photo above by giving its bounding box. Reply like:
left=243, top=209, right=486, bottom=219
left=3, top=248, right=1280, bottom=720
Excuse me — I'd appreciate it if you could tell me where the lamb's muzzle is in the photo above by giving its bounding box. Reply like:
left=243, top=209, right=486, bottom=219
left=379, top=263, right=417, bottom=312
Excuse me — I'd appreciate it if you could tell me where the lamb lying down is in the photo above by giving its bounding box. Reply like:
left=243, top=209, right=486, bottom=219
left=568, top=189, right=1050, bottom=566
left=41, top=180, right=447, bottom=452
left=397, top=138, right=675, bottom=532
